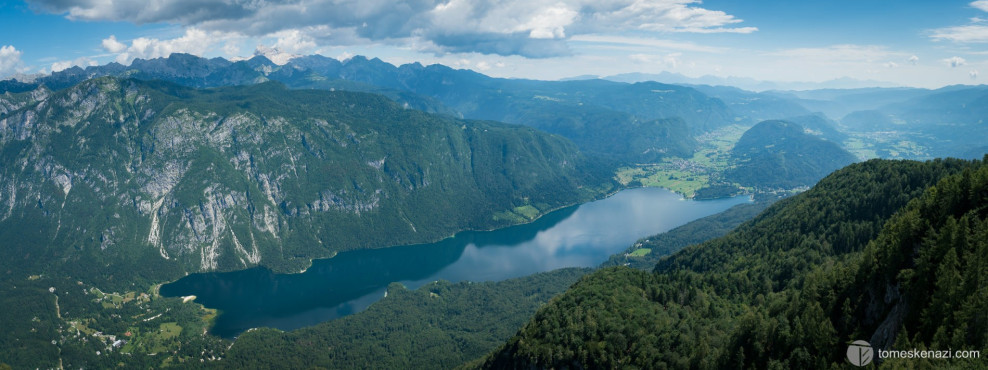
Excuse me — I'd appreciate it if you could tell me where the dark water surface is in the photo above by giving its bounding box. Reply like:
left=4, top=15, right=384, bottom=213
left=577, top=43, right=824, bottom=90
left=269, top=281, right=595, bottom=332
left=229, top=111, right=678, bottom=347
left=160, top=188, right=750, bottom=337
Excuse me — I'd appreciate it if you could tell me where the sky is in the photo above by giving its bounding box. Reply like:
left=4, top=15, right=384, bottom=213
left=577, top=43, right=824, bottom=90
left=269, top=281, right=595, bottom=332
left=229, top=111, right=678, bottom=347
left=1, top=0, right=987, bottom=89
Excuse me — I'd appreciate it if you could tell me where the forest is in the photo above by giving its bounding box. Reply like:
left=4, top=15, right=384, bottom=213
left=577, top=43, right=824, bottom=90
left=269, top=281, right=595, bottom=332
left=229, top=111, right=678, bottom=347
left=481, top=157, right=988, bottom=368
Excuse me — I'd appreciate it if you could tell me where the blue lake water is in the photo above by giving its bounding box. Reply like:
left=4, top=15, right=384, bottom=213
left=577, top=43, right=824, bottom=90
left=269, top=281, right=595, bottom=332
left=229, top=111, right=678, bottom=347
left=160, top=187, right=750, bottom=337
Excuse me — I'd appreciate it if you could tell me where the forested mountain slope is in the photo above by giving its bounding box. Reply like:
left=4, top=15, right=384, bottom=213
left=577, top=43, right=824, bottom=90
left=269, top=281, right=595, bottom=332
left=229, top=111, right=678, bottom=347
left=727, top=120, right=858, bottom=189
left=0, top=77, right=611, bottom=289
left=480, top=157, right=986, bottom=369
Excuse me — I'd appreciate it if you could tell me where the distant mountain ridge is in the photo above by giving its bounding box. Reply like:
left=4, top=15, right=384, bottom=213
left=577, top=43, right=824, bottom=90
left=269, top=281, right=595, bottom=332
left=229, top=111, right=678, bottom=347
left=1, top=53, right=738, bottom=162
left=599, top=71, right=900, bottom=92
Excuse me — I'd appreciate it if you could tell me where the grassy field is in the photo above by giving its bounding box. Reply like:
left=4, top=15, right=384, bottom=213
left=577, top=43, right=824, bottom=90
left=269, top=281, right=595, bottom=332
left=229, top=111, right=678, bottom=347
left=628, top=248, right=651, bottom=257
left=615, top=124, right=747, bottom=198
left=493, top=204, right=545, bottom=223
left=159, top=322, right=182, bottom=339
left=512, top=205, right=540, bottom=220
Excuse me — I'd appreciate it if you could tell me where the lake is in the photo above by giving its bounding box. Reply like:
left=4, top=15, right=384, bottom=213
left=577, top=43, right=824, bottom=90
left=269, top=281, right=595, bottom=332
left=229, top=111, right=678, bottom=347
left=159, top=187, right=751, bottom=338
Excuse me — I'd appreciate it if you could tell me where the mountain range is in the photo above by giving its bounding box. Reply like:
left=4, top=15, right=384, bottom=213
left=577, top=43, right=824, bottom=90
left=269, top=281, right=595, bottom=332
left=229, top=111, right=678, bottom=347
left=2, top=53, right=987, bottom=368
left=7, top=53, right=986, bottom=162
left=2, top=54, right=736, bottom=163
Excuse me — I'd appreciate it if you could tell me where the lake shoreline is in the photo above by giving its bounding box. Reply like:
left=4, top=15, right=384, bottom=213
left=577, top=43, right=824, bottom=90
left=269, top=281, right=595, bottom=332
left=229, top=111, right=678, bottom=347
left=161, top=187, right=750, bottom=338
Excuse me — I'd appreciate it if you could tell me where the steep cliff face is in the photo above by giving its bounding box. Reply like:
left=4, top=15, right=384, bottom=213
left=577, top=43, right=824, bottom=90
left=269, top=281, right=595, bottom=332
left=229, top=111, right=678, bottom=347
left=0, top=78, right=609, bottom=287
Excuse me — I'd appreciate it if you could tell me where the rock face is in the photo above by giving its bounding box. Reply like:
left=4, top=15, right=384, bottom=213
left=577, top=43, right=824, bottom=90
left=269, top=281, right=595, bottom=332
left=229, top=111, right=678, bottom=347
left=0, top=78, right=606, bottom=287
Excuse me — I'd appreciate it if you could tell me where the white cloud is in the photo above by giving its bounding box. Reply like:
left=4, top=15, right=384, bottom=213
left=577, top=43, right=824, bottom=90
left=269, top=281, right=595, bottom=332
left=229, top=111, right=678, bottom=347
left=516, top=5, right=578, bottom=39
left=51, top=57, right=98, bottom=72
left=272, top=29, right=318, bottom=54
left=944, top=56, right=967, bottom=67
left=101, top=35, right=127, bottom=53
left=971, top=69, right=980, bottom=79
left=973, top=0, right=988, bottom=12
left=908, top=55, right=919, bottom=64
left=931, top=25, right=988, bottom=43
left=102, top=28, right=239, bottom=64
left=929, top=2, right=988, bottom=42
left=30, top=0, right=756, bottom=58
left=0, top=45, right=25, bottom=77
left=884, top=61, right=898, bottom=68
left=222, top=42, right=241, bottom=58
left=588, top=0, right=757, bottom=34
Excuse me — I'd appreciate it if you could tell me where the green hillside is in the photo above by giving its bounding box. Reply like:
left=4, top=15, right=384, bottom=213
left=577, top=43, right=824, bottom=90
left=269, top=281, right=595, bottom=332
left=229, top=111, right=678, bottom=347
left=727, top=120, right=858, bottom=189
left=479, top=157, right=986, bottom=369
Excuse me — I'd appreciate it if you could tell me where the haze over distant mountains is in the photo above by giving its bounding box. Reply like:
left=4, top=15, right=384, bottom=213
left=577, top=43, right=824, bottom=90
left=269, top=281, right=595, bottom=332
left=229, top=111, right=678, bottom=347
left=566, top=71, right=902, bottom=92
left=5, top=52, right=988, bottom=165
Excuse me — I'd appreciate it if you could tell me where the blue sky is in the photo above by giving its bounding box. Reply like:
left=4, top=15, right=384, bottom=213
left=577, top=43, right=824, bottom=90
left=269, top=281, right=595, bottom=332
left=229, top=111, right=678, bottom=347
left=1, top=0, right=987, bottom=88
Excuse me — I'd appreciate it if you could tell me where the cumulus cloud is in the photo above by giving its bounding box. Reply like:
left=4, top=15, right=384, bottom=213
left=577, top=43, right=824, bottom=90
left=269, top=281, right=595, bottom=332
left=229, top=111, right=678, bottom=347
left=51, top=56, right=98, bottom=72
left=101, top=35, right=127, bottom=53
left=101, top=28, right=237, bottom=64
left=908, top=55, right=919, bottom=64
left=944, top=56, right=967, bottom=67
left=884, top=61, right=898, bottom=68
left=272, top=29, right=318, bottom=54
left=0, top=45, right=25, bottom=77
left=30, top=0, right=756, bottom=58
left=971, top=69, right=980, bottom=79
